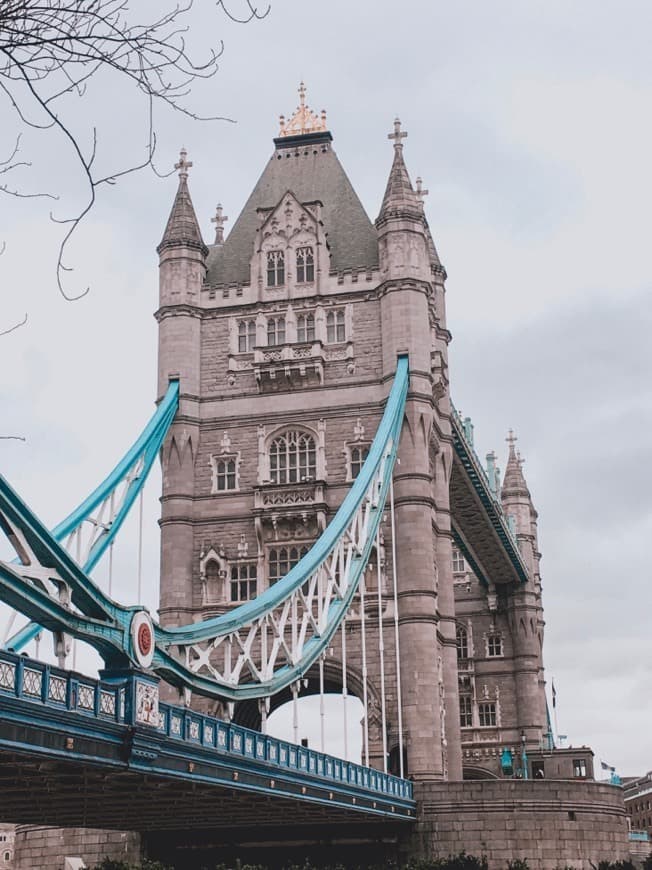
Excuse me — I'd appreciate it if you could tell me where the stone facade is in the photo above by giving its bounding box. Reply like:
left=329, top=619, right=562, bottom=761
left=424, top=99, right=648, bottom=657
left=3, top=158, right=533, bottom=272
left=0, top=825, right=14, bottom=868
left=408, top=780, right=629, bottom=870
left=12, top=825, right=140, bottom=869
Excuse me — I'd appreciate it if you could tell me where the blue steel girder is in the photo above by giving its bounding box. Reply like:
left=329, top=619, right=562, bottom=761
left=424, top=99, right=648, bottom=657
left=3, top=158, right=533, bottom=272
left=0, top=357, right=409, bottom=702
left=4, top=379, right=179, bottom=652
left=0, top=650, right=415, bottom=827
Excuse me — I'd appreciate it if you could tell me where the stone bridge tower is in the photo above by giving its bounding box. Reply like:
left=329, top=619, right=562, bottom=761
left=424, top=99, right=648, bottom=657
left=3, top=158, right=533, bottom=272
left=156, top=89, right=462, bottom=781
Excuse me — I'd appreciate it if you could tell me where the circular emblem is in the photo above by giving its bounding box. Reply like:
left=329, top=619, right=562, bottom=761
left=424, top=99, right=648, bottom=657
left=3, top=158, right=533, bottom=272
left=130, top=611, right=155, bottom=668
left=137, top=622, right=152, bottom=657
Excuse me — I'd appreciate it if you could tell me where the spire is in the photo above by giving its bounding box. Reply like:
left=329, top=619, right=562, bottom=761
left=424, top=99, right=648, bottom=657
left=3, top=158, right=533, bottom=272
left=501, top=430, right=531, bottom=499
left=157, top=148, right=207, bottom=256
left=376, top=118, right=422, bottom=223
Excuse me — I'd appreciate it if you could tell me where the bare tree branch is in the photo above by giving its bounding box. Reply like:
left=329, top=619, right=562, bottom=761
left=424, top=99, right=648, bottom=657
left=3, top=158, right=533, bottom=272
left=0, top=0, right=264, bottom=298
left=0, top=312, right=28, bottom=336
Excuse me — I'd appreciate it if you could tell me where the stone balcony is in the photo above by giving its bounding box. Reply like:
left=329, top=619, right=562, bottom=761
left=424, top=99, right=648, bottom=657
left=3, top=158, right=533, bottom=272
left=253, top=341, right=325, bottom=389
left=253, top=480, right=328, bottom=543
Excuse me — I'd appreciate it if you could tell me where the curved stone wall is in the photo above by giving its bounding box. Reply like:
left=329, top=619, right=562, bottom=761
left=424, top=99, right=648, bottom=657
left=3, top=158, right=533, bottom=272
left=409, top=780, right=629, bottom=870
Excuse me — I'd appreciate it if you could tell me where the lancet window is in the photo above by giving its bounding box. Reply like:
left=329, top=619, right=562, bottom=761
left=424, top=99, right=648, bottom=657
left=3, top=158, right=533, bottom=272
left=267, top=316, right=286, bottom=346
left=487, top=634, right=503, bottom=657
left=349, top=445, right=369, bottom=480
left=269, top=431, right=317, bottom=484
left=214, top=458, right=237, bottom=491
left=296, top=246, right=314, bottom=283
left=266, top=250, right=285, bottom=286
left=238, top=319, right=256, bottom=353
left=451, top=547, right=466, bottom=573
left=459, top=695, right=473, bottom=728
left=296, top=312, right=315, bottom=343
left=204, top=558, right=225, bottom=599
left=230, top=563, right=258, bottom=602
left=478, top=702, right=497, bottom=727
left=456, top=625, right=469, bottom=660
left=268, top=545, right=309, bottom=585
left=326, top=309, right=346, bottom=343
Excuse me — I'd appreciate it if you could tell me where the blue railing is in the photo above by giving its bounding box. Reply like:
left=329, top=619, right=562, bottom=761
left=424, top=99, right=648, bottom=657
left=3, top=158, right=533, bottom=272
left=629, top=831, right=650, bottom=842
left=0, top=650, right=413, bottom=804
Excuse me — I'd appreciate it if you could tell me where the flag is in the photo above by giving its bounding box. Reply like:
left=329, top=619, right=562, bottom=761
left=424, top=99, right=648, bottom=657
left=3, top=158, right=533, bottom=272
left=601, top=761, right=616, bottom=772
left=552, top=679, right=556, bottom=708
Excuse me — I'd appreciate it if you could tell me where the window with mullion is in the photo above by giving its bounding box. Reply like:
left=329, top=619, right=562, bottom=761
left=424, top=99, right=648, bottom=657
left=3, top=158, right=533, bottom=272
left=459, top=695, right=473, bottom=728
left=267, top=250, right=285, bottom=287
left=297, top=312, right=315, bottom=343
left=269, top=431, right=317, bottom=484
left=230, top=564, right=257, bottom=602
left=296, top=247, right=314, bottom=283
left=478, top=702, right=497, bottom=727
left=268, top=545, right=309, bottom=585
left=267, top=316, right=286, bottom=346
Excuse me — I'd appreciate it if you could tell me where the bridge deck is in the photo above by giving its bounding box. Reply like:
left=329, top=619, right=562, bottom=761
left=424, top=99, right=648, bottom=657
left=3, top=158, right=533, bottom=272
left=0, top=651, right=414, bottom=831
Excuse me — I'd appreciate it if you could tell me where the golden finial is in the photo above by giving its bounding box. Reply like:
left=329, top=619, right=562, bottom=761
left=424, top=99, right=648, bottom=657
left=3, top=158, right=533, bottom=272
left=279, top=83, right=327, bottom=137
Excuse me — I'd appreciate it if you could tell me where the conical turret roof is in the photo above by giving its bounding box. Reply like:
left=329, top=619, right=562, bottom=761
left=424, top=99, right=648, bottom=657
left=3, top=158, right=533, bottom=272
left=376, top=119, right=422, bottom=224
left=501, top=432, right=531, bottom=500
left=158, top=149, right=207, bottom=255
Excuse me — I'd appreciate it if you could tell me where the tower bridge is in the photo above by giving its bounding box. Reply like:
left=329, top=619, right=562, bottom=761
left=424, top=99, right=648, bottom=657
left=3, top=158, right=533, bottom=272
left=0, top=88, right=629, bottom=868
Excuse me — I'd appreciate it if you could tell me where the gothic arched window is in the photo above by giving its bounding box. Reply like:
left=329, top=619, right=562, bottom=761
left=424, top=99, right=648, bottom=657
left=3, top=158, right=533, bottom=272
left=296, top=247, right=314, bottom=283
left=268, top=545, right=309, bottom=585
left=269, top=431, right=316, bottom=484
left=456, top=625, right=469, bottom=660
left=238, top=319, right=256, bottom=353
left=296, top=312, right=315, bottom=343
left=326, top=309, right=346, bottom=343
left=267, top=250, right=285, bottom=286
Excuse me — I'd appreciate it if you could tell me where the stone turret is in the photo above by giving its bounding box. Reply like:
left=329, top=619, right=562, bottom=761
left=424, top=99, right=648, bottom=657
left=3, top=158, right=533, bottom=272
left=375, top=121, right=461, bottom=781
left=156, top=150, right=207, bottom=633
left=501, top=432, right=547, bottom=749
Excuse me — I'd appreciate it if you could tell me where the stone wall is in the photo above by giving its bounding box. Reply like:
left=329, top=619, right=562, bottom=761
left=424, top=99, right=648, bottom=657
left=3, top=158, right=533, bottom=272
left=408, top=780, right=629, bottom=870
left=13, top=826, right=141, bottom=870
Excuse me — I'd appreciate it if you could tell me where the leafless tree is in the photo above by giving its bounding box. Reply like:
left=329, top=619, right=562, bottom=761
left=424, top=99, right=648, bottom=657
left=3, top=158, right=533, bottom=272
left=0, top=0, right=268, bottom=300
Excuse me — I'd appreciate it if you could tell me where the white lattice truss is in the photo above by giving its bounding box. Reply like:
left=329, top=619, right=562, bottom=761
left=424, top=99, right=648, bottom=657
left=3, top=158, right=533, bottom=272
left=169, top=440, right=392, bottom=694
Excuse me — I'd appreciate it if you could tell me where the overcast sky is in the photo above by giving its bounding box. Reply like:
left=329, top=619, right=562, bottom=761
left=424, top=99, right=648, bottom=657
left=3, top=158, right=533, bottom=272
left=1, top=1, right=650, bottom=776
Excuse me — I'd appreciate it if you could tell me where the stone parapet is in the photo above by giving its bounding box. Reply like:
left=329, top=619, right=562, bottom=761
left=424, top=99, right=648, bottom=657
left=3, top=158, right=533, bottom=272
left=407, top=779, right=629, bottom=870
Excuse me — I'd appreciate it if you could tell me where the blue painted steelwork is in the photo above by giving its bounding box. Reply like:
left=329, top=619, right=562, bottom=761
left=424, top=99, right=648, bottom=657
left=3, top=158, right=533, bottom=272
left=5, top=380, right=179, bottom=652
left=450, top=402, right=529, bottom=583
left=629, top=831, right=650, bottom=842
left=0, top=358, right=409, bottom=702
left=0, top=649, right=414, bottom=818
left=152, top=354, right=410, bottom=699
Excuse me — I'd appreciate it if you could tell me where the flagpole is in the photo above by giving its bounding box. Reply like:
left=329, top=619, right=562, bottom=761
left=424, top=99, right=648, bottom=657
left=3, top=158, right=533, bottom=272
left=552, top=678, right=559, bottom=743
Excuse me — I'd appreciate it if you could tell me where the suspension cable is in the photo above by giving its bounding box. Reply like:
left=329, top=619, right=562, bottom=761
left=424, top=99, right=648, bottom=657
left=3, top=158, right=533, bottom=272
left=360, top=572, right=370, bottom=767
left=319, top=653, right=325, bottom=753
left=376, top=527, right=388, bottom=773
left=341, top=614, right=349, bottom=761
left=137, top=488, right=144, bottom=604
left=390, top=476, right=405, bottom=778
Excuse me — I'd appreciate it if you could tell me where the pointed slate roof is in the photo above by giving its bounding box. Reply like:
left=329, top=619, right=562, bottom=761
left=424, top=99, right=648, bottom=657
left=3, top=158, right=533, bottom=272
left=376, top=119, right=422, bottom=224
left=206, top=131, right=378, bottom=286
left=158, top=149, right=207, bottom=255
left=501, top=433, right=531, bottom=500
